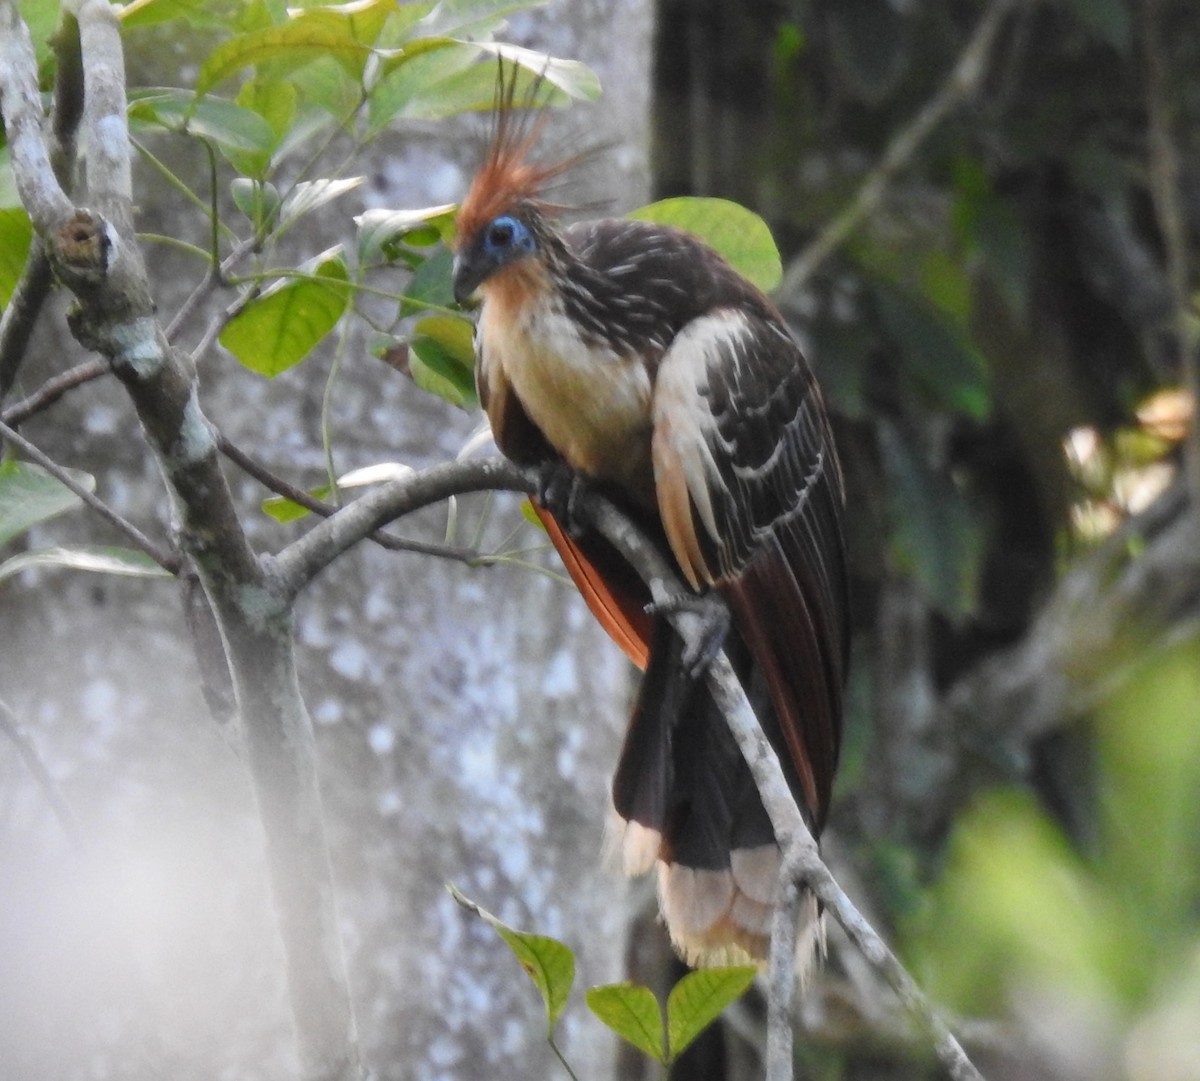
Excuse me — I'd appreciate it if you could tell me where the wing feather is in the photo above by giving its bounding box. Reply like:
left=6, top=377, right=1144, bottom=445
left=532, top=503, right=652, bottom=670
left=651, top=307, right=848, bottom=825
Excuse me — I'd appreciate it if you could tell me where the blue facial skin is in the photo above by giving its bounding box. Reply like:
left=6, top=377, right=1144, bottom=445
left=453, top=214, right=537, bottom=305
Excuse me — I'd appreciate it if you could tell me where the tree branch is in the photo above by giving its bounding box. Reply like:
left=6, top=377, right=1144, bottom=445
left=578, top=494, right=986, bottom=1081
left=780, top=0, right=1020, bottom=294
left=1, top=6, right=364, bottom=1079
left=0, top=358, right=109, bottom=426
left=218, top=434, right=487, bottom=565
left=0, top=697, right=82, bottom=848
left=272, top=455, right=533, bottom=597
left=0, top=417, right=182, bottom=572
left=279, top=455, right=987, bottom=1079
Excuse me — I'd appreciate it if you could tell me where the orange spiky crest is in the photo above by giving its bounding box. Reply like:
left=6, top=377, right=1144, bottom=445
left=454, top=63, right=580, bottom=250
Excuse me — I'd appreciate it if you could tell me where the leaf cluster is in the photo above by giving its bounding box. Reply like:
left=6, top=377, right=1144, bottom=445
left=448, top=885, right=756, bottom=1074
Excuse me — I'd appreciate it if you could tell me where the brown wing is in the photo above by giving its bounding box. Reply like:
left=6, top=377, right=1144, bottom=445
left=651, top=306, right=848, bottom=826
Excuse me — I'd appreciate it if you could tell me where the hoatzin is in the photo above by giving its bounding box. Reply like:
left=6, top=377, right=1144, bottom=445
left=452, top=76, right=849, bottom=968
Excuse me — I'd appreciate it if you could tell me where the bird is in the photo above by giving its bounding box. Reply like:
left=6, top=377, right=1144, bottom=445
left=451, top=68, right=849, bottom=968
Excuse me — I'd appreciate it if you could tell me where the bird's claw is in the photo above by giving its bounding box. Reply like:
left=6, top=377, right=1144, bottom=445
left=645, top=593, right=730, bottom=678
left=537, top=460, right=590, bottom=540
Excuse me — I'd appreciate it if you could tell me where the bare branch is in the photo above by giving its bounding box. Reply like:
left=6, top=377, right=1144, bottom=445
left=0, top=4, right=74, bottom=231
left=781, top=0, right=1020, bottom=294
left=0, top=359, right=109, bottom=426
left=218, top=435, right=487, bottom=565
left=578, top=492, right=987, bottom=1081
left=276, top=452, right=987, bottom=1075
left=766, top=872, right=801, bottom=1081
left=0, top=416, right=182, bottom=572
left=0, top=246, right=55, bottom=402
left=0, top=697, right=83, bottom=849
left=272, top=456, right=534, bottom=597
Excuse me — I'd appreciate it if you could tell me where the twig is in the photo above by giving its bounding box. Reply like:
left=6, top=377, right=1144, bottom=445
left=0, top=698, right=83, bottom=848
left=1, top=358, right=109, bottom=426
left=0, top=246, right=55, bottom=401
left=217, top=434, right=487, bottom=564
left=0, top=416, right=182, bottom=572
left=1141, top=0, right=1200, bottom=513
left=271, top=456, right=535, bottom=598
left=781, top=0, right=1020, bottom=294
left=766, top=871, right=801, bottom=1081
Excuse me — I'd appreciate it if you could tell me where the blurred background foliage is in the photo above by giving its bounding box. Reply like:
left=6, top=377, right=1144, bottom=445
left=651, top=0, right=1200, bottom=1078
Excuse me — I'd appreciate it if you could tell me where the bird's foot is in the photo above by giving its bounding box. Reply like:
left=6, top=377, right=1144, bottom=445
left=646, top=592, right=730, bottom=678
left=537, top=460, right=590, bottom=540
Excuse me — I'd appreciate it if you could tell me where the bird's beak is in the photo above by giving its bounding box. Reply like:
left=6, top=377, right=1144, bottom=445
left=452, top=253, right=487, bottom=307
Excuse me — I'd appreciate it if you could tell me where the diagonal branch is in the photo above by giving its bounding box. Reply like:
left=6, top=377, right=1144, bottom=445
left=0, top=417, right=182, bottom=572
left=781, top=0, right=1020, bottom=294
left=272, top=453, right=987, bottom=1079
left=0, top=697, right=83, bottom=848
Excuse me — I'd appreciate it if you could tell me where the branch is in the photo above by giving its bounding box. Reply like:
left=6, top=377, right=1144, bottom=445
left=286, top=456, right=986, bottom=1079
left=0, top=358, right=109, bottom=426
left=0, top=417, right=182, bottom=572
left=0, top=0, right=84, bottom=401
left=218, top=434, right=487, bottom=565
left=0, top=697, right=83, bottom=848
left=1, top=6, right=364, bottom=1079
left=946, top=481, right=1200, bottom=749
left=272, top=455, right=534, bottom=598
left=780, top=0, right=1020, bottom=294
left=577, top=493, right=987, bottom=1081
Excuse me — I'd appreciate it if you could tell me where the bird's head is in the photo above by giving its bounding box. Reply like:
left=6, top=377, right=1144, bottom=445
left=452, top=206, right=543, bottom=306
left=451, top=62, right=581, bottom=306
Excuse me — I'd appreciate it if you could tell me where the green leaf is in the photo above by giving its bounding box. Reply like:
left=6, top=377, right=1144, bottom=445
left=220, top=250, right=352, bottom=377
left=0, top=460, right=93, bottom=548
left=197, top=21, right=372, bottom=94
left=447, top=884, right=575, bottom=1033
left=399, top=247, right=457, bottom=316
left=367, top=41, right=598, bottom=132
left=0, top=545, right=171, bottom=585
left=627, top=198, right=783, bottom=292
left=120, top=0, right=234, bottom=28
left=231, top=178, right=282, bottom=229
left=585, top=983, right=666, bottom=1064
left=129, top=90, right=278, bottom=157
left=237, top=75, right=298, bottom=142
left=288, top=54, right=364, bottom=118
left=402, top=0, right=551, bottom=42
left=262, top=487, right=329, bottom=523
left=356, top=205, right=457, bottom=265
left=279, top=177, right=366, bottom=229
left=261, top=461, right=414, bottom=522
left=406, top=314, right=476, bottom=404
left=0, top=208, right=34, bottom=309
left=666, top=967, right=757, bottom=1060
